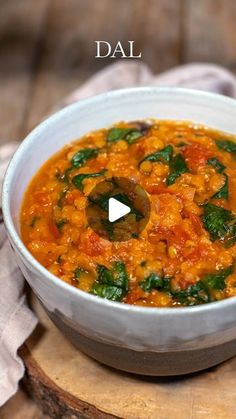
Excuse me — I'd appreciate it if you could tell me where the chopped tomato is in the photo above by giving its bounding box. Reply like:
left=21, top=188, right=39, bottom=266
left=182, top=144, right=213, bottom=172
left=81, top=232, right=106, bottom=256
left=126, top=287, right=145, bottom=304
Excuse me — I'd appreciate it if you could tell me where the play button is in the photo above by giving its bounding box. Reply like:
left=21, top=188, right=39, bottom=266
left=86, top=177, right=150, bottom=242
left=108, top=197, right=131, bottom=222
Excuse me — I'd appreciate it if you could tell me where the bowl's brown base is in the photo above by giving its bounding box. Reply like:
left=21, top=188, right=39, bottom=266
left=46, top=308, right=236, bottom=376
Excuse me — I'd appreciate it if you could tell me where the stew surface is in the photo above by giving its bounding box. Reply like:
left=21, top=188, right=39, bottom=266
left=21, top=120, right=236, bottom=307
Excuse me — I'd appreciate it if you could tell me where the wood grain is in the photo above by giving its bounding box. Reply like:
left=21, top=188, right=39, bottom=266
left=184, top=0, right=236, bottom=68
left=0, top=0, right=51, bottom=143
left=0, top=388, right=48, bottom=419
left=25, top=0, right=183, bottom=134
left=14, top=296, right=236, bottom=418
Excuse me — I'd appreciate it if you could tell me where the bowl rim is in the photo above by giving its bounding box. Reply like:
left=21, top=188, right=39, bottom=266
left=3, top=85, right=236, bottom=317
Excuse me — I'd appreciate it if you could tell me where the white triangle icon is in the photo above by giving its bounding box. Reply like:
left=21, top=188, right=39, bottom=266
left=108, top=197, right=131, bottom=222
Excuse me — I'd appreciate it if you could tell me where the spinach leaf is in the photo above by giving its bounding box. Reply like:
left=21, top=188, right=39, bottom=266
left=90, top=284, right=124, bottom=301
left=139, top=274, right=171, bottom=293
left=72, top=169, right=106, bottom=191
left=175, top=265, right=234, bottom=305
left=139, top=273, right=163, bottom=292
left=138, top=265, right=233, bottom=306
left=107, top=127, right=142, bottom=144
left=212, top=174, right=228, bottom=200
left=172, top=282, right=210, bottom=306
left=216, top=139, right=236, bottom=154
left=171, top=266, right=233, bottom=305
left=71, top=148, right=99, bottom=168
left=207, top=157, right=225, bottom=173
left=224, top=224, right=236, bottom=248
left=97, top=261, right=129, bottom=291
left=126, top=131, right=143, bottom=144
left=113, top=261, right=129, bottom=290
left=203, top=265, right=233, bottom=290
left=202, top=203, right=236, bottom=244
left=90, top=261, right=129, bottom=301
left=55, top=219, right=67, bottom=231
left=139, top=145, right=173, bottom=166
left=57, top=189, right=68, bottom=208
left=166, top=153, right=189, bottom=185
left=96, top=264, right=114, bottom=285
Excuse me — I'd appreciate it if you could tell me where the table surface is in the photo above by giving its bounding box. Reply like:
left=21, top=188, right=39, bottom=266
left=1, top=0, right=236, bottom=417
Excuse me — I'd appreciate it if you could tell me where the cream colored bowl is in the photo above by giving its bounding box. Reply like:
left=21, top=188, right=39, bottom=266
left=3, top=87, right=236, bottom=375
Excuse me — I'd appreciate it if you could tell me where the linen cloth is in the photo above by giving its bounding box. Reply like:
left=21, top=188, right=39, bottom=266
left=1, top=61, right=236, bottom=406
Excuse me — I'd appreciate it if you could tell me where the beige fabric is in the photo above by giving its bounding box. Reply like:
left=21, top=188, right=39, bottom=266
left=1, top=61, right=236, bottom=406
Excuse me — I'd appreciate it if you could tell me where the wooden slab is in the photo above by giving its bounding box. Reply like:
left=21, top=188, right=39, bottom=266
left=0, top=0, right=50, bottom=143
left=20, top=294, right=236, bottom=419
left=25, top=0, right=183, bottom=133
left=185, top=0, right=236, bottom=68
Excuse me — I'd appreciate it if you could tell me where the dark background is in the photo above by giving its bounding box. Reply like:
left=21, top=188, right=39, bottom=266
left=1, top=0, right=236, bottom=416
left=1, top=0, right=236, bottom=145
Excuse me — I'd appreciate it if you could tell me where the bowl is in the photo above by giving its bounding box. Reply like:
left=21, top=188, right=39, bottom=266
left=3, top=87, right=236, bottom=376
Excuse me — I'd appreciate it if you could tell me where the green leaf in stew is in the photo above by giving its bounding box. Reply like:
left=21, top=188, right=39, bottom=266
left=212, top=174, right=229, bottom=200
left=90, top=261, right=129, bottom=301
left=72, top=169, right=106, bottom=191
left=172, top=282, right=210, bottom=306
left=57, top=189, right=68, bottom=208
left=139, top=273, right=163, bottom=292
left=207, top=157, right=225, bottom=173
left=201, top=203, right=236, bottom=246
left=90, top=284, right=124, bottom=301
left=71, top=148, right=99, bottom=168
left=107, top=127, right=142, bottom=144
left=166, top=153, right=189, bottom=185
left=215, top=139, right=236, bottom=154
left=139, top=145, right=173, bottom=167
left=202, top=265, right=233, bottom=290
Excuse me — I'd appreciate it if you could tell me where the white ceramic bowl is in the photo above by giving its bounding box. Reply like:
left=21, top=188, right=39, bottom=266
left=3, top=87, right=236, bottom=375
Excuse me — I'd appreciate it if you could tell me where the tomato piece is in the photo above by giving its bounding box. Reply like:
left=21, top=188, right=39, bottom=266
left=172, top=225, right=191, bottom=249
left=185, top=211, right=203, bottom=235
left=48, top=220, right=61, bottom=239
left=81, top=232, right=106, bottom=256
left=66, top=189, right=82, bottom=204
left=182, top=144, right=212, bottom=172
left=187, top=244, right=210, bottom=263
left=126, top=287, right=145, bottom=304
left=149, top=226, right=174, bottom=244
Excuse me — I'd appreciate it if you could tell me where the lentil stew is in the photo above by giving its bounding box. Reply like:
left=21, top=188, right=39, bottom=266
left=21, top=120, right=236, bottom=307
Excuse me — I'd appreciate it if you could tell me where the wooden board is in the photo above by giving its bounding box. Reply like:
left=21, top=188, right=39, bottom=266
left=185, top=0, right=236, bottom=68
left=16, top=294, right=236, bottom=419
left=25, top=0, right=183, bottom=134
left=0, top=0, right=50, bottom=143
